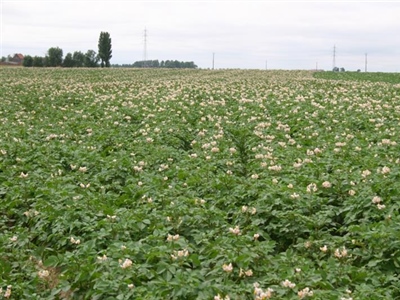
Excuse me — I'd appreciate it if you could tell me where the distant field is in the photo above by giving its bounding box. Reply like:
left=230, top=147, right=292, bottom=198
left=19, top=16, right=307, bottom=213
left=313, top=71, right=400, bottom=84
left=1, top=68, right=400, bottom=299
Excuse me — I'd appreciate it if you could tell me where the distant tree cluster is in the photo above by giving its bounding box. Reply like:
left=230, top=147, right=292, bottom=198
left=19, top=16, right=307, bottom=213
left=333, top=67, right=346, bottom=72
left=131, top=59, right=198, bottom=69
left=22, top=48, right=100, bottom=68
left=111, top=64, right=136, bottom=68
left=1, top=54, right=20, bottom=63
left=9, top=30, right=198, bottom=69
left=21, top=32, right=111, bottom=68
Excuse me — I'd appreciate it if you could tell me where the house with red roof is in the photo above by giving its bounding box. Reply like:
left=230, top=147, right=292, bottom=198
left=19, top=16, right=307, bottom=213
left=12, top=53, right=24, bottom=64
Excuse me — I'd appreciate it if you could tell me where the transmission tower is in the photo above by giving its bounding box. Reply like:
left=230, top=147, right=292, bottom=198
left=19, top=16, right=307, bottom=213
left=365, top=53, right=368, bottom=72
left=332, top=45, right=336, bottom=70
left=143, top=28, right=148, bottom=68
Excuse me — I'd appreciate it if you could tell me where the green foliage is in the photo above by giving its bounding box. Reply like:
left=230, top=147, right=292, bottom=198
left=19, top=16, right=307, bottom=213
left=131, top=60, right=198, bottom=69
left=84, top=50, right=99, bottom=68
left=98, top=32, right=112, bottom=68
left=63, top=52, right=86, bottom=68
left=20, top=35, right=98, bottom=68
left=63, top=53, right=74, bottom=68
left=1, top=68, right=400, bottom=299
left=73, top=51, right=85, bottom=68
left=33, top=56, right=44, bottom=67
left=314, top=71, right=400, bottom=84
left=47, top=47, right=63, bottom=67
left=22, top=55, right=33, bottom=67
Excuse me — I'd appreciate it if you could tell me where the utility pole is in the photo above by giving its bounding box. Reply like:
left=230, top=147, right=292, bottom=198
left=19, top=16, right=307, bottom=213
left=212, top=52, right=215, bottom=70
left=365, top=53, right=368, bottom=72
left=332, top=45, right=336, bottom=70
left=143, top=27, right=148, bottom=68
left=265, top=60, right=267, bottom=70
left=316, top=62, right=318, bottom=71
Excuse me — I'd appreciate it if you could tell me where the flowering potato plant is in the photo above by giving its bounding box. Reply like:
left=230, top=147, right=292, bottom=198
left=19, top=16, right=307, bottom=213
left=1, top=68, right=400, bottom=299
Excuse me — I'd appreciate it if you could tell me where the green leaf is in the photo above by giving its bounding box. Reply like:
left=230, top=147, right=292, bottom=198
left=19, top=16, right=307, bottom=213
left=43, top=255, right=59, bottom=267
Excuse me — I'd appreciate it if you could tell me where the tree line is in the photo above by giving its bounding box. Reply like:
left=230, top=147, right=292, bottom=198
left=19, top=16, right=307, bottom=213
left=112, top=60, right=197, bottom=69
left=10, top=30, right=198, bottom=69
left=134, top=60, right=197, bottom=69
left=21, top=31, right=112, bottom=68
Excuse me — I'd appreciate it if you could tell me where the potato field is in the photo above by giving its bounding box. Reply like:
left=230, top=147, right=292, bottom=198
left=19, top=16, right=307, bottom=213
left=1, top=68, right=400, bottom=299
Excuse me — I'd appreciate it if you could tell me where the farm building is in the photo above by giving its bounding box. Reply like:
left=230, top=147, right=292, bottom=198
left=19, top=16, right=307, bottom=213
left=0, top=53, right=24, bottom=66
left=12, top=53, right=24, bottom=64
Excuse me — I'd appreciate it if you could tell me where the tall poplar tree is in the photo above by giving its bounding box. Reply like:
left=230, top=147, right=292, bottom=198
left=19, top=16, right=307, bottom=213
left=98, top=32, right=112, bottom=68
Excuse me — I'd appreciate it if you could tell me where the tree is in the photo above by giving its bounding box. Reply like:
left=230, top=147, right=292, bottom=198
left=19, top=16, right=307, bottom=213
left=63, top=53, right=74, bottom=67
left=98, top=32, right=112, bottom=67
left=43, top=56, right=49, bottom=67
left=164, top=60, right=172, bottom=68
left=47, top=47, right=63, bottom=67
left=23, top=55, right=33, bottom=67
left=84, top=50, right=99, bottom=67
left=73, top=51, right=85, bottom=67
left=33, top=56, right=44, bottom=67
left=183, top=61, right=197, bottom=68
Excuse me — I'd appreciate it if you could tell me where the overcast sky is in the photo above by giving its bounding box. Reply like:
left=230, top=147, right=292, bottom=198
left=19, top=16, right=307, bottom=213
left=2, top=0, right=400, bottom=71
